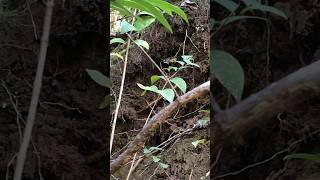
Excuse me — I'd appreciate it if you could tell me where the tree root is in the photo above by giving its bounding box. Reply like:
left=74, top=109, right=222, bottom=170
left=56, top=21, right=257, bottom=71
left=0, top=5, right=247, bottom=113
left=211, top=60, right=320, bottom=158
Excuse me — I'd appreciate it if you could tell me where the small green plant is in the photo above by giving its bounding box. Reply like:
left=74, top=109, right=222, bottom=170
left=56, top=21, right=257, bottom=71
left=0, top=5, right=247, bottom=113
left=192, top=138, right=209, bottom=148
left=88, top=0, right=189, bottom=109
left=86, top=69, right=112, bottom=109
left=137, top=55, right=199, bottom=103
left=211, top=0, right=288, bottom=102
left=143, top=147, right=170, bottom=169
left=192, top=110, right=210, bottom=147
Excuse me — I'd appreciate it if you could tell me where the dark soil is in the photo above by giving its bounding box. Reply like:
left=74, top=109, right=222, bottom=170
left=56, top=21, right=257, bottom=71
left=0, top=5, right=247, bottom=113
left=0, top=1, right=107, bottom=180
left=211, top=0, right=320, bottom=179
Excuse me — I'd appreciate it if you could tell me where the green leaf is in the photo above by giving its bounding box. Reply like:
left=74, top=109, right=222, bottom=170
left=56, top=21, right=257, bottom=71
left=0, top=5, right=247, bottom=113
left=160, top=89, right=175, bottom=103
left=210, top=18, right=216, bottom=29
left=181, top=55, right=199, bottom=68
left=181, top=55, right=193, bottom=63
left=213, top=0, right=239, bottom=12
left=176, top=60, right=185, bottom=66
left=219, top=16, right=266, bottom=26
left=284, top=153, right=320, bottom=163
left=159, top=162, right=169, bottom=169
left=165, top=66, right=178, bottom=72
left=170, top=77, right=187, bottom=93
left=111, top=1, right=132, bottom=17
left=191, top=139, right=207, bottom=148
left=242, top=1, right=288, bottom=19
left=110, top=38, right=126, bottom=44
left=241, top=0, right=260, bottom=7
left=151, top=75, right=161, bottom=85
left=143, top=148, right=152, bottom=154
left=199, top=109, right=210, bottom=113
left=117, top=0, right=173, bottom=32
left=120, top=20, right=136, bottom=34
left=254, top=5, right=288, bottom=19
left=152, top=156, right=161, bottom=163
left=98, top=95, right=111, bottom=109
left=110, top=53, right=124, bottom=61
left=134, top=39, right=150, bottom=50
left=86, top=69, right=112, bottom=88
left=137, top=83, right=160, bottom=93
left=211, top=50, right=244, bottom=102
left=134, top=15, right=156, bottom=31
left=196, top=117, right=210, bottom=127
left=148, top=0, right=189, bottom=25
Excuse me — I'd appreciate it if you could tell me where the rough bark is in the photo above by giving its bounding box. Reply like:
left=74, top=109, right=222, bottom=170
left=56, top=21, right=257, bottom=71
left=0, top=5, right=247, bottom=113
left=212, top=60, right=320, bottom=153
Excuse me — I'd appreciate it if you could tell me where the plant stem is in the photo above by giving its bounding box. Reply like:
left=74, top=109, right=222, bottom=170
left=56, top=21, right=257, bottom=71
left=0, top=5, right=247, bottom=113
left=13, top=1, right=54, bottom=179
left=126, top=33, right=180, bottom=98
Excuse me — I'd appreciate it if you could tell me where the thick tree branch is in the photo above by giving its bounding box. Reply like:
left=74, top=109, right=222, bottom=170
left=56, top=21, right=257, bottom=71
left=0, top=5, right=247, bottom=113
left=110, top=81, right=210, bottom=174
left=212, top=60, right=320, bottom=153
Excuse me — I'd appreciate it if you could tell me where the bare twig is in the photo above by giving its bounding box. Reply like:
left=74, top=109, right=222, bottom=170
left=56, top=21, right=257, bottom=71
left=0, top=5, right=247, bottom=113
left=41, top=101, right=82, bottom=113
left=110, top=9, right=138, bottom=154
left=13, top=1, right=54, bottom=179
left=1, top=81, right=23, bottom=143
left=183, top=30, right=188, bottom=55
left=6, top=154, right=17, bottom=180
left=26, top=0, right=38, bottom=40
left=125, top=152, right=137, bottom=180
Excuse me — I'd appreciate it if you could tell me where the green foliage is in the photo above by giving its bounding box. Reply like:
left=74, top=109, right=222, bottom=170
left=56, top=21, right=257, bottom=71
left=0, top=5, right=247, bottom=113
left=192, top=139, right=209, bottom=148
left=99, top=95, right=112, bottom=109
left=110, top=52, right=124, bottom=61
left=111, top=0, right=189, bottom=33
left=211, top=50, right=244, bottom=102
left=120, top=20, right=136, bottom=33
left=159, top=162, right=169, bottom=169
left=284, top=153, right=320, bottom=163
left=219, top=16, right=266, bottom=26
left=86, top=69, right=111, bottom=88
left=163, top=55, right=199, bottom=72
left=199, top=109, right=210, bottom=113
left=137, top=53, right=200, bottom=103
left=134, top=39, right=150, bottom=50
left=196, top=117, right=210, bottom=127
left=170, top=77, right=187, bottom=93
left=143, top=147, right=169, bottom=169
left=138, top=74, right=189, bottom=103
left=137, top=83, right=175, bottom=102
left=110, top=38, right=126, bottom=44
left=181, top=55, right=200, bottom=68
left=152, top=155, right=161, bottom=162
left=150, top=76, right=187, bottom=93
left=134, top=15, right=156, bottom=31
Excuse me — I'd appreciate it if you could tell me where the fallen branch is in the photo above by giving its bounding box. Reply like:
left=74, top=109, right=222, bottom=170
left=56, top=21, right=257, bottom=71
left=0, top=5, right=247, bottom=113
left=110, top=81, right=210, bottom=174
left=212, top=60, right=320, bottom=154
